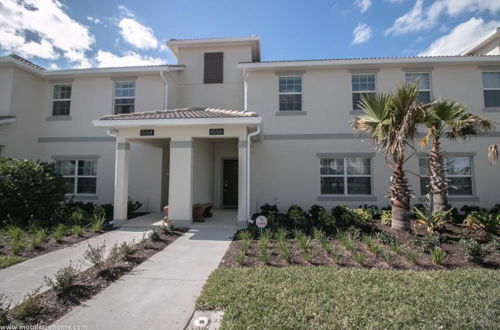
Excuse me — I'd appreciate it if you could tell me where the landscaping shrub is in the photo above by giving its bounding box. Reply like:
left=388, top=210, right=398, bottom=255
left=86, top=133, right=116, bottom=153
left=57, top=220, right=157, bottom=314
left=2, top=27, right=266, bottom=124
left=68, top=207, right=86, bottom=226
left=403, top=249, right=419, bottom=264
left=235, top=249, right=245, bottom=265
left=332, top=204, right=350, bottom=221
left=316, top=210, right=336, bottom=231
left=259, top=203, right=279, bottom=216
left=148, top=229, right=162, bottom=242
left=0, top=255, right=25, bottom=269
left=353, top=251, right=365, bottom=265
left=459, top=238, right=488, bottom=262
left=127, top=199, right=143, bottom=216
left=106, top=243, right=124, bottom=268
left=287, top=205, right=308, bottom=229
left=430, top=247, right=446, bottom=265
left=414, top=232, right=441, bottom=253
left=308, top=204, right=325, bottom=221
left=257, top=233, right=270, bottom=264
left=489, top=203, right=500, bottom=215
left=10, top=289, right=41, bottom=321
left=70, top=225, right=84, bottom=237
left=119, top=240, right=136, bottom=261
left=489, top=236, right=500, bottom=254
left=413, top=207, right=450, bottom=232
left=51, top=224, right=66, bottom=243
left=358, top=204, right=380, bottom=219
left=464, top=211, right=499, bottom=234
left=380, top=210, right=392, bottom=226
left=0, top=294, right=10, bottom=326
left=90, top=207, right=106, bottom=233
left=82, top=243, right=106, bottom=270
left=460, top=205, right=486, bottom=217
left=44, top=262, right=79, bottom=296
left=28, top=227, right=47, bottom=250
left=0, top=158, right=65, bottom=227
left=5, top=225, right=23, bottom=254
left=338, top=208, right=373, bottom=228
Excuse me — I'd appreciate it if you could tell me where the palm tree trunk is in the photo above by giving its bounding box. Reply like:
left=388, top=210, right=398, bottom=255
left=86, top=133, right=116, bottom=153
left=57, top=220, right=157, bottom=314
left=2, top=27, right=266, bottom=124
left=428, top=136, right=448, bottom=212
left=390, top=152, right=411, bottom=231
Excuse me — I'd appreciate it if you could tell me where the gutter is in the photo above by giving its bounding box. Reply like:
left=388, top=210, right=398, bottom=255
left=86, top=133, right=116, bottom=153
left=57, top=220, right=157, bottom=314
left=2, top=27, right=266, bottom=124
left=246, top=125, right=261, bottom=224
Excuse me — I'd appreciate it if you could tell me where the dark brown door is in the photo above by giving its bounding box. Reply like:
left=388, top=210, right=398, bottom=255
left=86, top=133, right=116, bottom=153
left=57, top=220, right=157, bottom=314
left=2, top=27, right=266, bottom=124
left=223, top=159, right=238, bottom=208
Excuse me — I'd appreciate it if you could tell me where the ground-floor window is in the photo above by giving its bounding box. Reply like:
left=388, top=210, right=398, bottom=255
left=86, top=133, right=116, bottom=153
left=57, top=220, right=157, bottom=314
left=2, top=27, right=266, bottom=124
left=419, top=156, right=474, bottom=196
left=320, top=157, right=372, bottom=195
left=55, top=159, right=97, bottom=195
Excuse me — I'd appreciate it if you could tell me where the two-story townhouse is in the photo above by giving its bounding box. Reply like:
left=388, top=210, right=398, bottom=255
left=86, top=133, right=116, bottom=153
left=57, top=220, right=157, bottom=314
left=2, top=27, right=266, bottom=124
left=0, top=33, right=499, bottom=228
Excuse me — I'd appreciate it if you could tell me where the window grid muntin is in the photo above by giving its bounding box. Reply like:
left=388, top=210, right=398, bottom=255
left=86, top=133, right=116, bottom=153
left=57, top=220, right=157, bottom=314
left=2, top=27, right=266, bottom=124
left=320, top=157, right=372, bottom=195
left=419, top=157, right=474, bottom=196
left=52, top=84, right=72, bottom=116
left=351, top=74, right=376, bottom=110
left=56, top=159, right=97, bottom=195
left=405, top=72, right=431, bottom=104
left=279, top=76, right=302, bottom=111
left=114, top=81, right=135, bottom=114
left=482, top=72, right=500, bottom=107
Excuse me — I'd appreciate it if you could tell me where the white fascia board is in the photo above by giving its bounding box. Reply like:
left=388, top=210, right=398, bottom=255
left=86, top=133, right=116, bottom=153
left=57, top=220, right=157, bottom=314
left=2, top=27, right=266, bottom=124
left=238, top=55, right=500, bottom=70
left=93, top=117, right=263, bottom=128
left=167, top=36, right=260, bottom=56
left=0, top=118, right=16, bottom=125
left=42, top=65, right=184, bottom=77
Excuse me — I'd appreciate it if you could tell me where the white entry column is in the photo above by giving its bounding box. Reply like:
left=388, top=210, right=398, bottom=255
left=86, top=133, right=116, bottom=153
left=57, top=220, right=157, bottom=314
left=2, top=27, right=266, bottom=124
left=113, top=139, right=130, bottom=227
left=168, top=140, right=194, bottom=227
left=237, top=139, right=247, bottom=227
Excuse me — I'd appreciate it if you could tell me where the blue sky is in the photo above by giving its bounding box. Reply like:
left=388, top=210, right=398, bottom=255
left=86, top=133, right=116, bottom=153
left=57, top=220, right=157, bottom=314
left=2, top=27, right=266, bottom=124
left=0, top=0, right=499, bottom=69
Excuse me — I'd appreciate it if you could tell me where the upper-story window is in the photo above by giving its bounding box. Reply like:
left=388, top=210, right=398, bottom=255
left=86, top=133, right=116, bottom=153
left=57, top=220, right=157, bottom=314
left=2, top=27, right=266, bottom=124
left=279, top=76, right=302, bottom=111
left=320, top=157, right=372, bottom=195
left=405, top=72, right=431, bottom=104
left=352, top=74, right=376, bottom=111
left=204, top=52, right=223, bottom=84
left=52, top=84, right=72, bottom=116
left=482, top=72, right=500, bottom=107
left=419, top=156, right=474, bottom=196
left=114, top=81, right=135, bottom=114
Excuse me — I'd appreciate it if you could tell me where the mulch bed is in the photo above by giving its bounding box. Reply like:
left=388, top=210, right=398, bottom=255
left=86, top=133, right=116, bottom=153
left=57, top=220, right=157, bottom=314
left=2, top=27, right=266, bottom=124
left=0, top=212, right=149, bottom=263
left=220, top=220, right=499, bottom=270
left=9, top=228, right=187, bottom=326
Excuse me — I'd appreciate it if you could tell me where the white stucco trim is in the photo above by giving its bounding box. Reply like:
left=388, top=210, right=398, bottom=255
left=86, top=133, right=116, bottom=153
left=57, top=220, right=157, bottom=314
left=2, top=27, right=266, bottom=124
left=93, top=117, right=262, bottom=128
left=0, top=118, right=16, bottom=125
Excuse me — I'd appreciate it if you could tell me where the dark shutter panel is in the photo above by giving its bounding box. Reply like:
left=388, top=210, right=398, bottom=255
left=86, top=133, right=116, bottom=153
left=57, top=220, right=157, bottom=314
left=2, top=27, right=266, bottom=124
left=204, top=52, right=223, bottom=84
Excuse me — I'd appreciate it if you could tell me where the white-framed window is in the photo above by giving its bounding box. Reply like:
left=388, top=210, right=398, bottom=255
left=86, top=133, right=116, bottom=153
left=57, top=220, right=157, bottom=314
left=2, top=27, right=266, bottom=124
left=419, top=156, right=474, bottom=196
left=405, top=72, right=431, bottom=104
left=352, top=74, right=376, bottom=110
left=482, top=72, right=500, bottom=107
left=320, top=157, right=372, bottom=195
left=114, top=81, right=135, bottom=114
left=52, top=84, right=72, bottom=116
left=279, top=76, right=302, bottom=111
left=56, top=159, right=97, bottom=195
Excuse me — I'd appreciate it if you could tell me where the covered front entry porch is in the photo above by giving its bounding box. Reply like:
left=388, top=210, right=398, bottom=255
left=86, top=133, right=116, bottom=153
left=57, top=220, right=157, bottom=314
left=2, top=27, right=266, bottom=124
left=93, top=108, right=262, bottom=228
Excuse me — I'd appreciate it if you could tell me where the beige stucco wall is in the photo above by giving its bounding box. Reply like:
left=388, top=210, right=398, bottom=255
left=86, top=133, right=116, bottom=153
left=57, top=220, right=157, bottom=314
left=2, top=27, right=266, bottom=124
left=193, top=138, right=215, bottom=204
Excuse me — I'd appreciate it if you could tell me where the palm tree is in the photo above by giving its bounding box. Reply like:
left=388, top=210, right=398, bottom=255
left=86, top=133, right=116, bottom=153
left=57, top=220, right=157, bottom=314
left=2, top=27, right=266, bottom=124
left=420, top=101, right=493, bottom=211
left=353, top=83, right=422, bottom=231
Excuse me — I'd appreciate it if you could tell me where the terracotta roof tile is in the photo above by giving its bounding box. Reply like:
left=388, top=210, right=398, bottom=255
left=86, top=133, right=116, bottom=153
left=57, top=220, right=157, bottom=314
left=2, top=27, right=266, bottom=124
left=100, top=107, right=257, bottom=121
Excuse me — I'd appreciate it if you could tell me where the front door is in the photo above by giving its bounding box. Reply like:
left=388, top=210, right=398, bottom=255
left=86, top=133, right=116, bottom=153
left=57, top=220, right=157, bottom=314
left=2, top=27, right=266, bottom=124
left=222, top=159, right=238, bottom=208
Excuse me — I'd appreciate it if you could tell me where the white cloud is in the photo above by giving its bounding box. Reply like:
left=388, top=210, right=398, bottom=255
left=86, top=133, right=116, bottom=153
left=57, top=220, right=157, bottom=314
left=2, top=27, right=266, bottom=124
left=118, top=17, right=159, bottom=49
left=95, top=50, right=165, bottom=67
left=352, top=23, right=372, bottom=45
left=419, top=17, right=500, bottom=56
left=356, top=0, right=372, bottom=13
left=385, top=0, right=500, bottom=36
left=86, top=16, right=101, bottom=24
left=48, top=62, right=60, bottom=70
left=0, top=0, right=94, bottom=66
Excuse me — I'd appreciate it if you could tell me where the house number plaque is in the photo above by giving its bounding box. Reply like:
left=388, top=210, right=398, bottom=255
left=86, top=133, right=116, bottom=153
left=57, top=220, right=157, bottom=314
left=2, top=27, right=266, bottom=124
left=209, top=128, right=224, bottom=135
left=140, top=129, right=155, bottom=136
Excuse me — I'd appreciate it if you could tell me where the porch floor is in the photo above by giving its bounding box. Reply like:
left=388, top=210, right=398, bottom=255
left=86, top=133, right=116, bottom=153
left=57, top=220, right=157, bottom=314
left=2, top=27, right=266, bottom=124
left=192, top=209, right=238, bottom=229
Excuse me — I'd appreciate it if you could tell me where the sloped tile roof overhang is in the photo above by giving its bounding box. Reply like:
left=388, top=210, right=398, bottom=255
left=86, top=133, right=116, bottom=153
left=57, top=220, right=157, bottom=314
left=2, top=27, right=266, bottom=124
left=93, top=107, right=262, bottom=128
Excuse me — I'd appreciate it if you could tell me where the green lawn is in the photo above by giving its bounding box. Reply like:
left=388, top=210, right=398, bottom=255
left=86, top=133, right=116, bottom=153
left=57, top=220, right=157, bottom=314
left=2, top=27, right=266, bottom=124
left=197, top=267, right=500, bottom=329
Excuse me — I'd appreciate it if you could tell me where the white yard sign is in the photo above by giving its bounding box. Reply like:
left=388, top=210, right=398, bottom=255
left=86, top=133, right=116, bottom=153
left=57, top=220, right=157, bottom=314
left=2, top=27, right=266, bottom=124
left=255, top=215, right=268, bottom=228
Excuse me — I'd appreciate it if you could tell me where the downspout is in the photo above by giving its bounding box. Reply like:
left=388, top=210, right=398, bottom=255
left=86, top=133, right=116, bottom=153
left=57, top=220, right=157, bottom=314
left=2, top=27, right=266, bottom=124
left=160, top=70, right=168, bottom=110
left=246, top=125, right=261, bottom=224
left=107, top=129, right=118, bottom=138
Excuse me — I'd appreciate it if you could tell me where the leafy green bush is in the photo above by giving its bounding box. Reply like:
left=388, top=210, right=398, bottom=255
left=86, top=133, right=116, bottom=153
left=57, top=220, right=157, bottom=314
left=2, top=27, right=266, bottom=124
left=464, top=211, right=499, bottom=234
left=28, top=227, right=47, bottom=250
left=127, top=199, right=143, bottom=215
left=68, top=207, right=86, bottom=226
left=413, top=207, right=450, bottom=232
left=44, top=262, right=79, bottom=296
left=308, top=204, right=325, bottom=220
left=459, top=238, right=488, bottom=262
left=380, top=210, right=392, bottom=226
left=414, top=232, right=441, bottom=253
left=0, top=158, right=66, bottom=226
left=489, top=236, right=500, bottom=254
left=317, top=210, right=336, bottom=230
left=430, top=247, right=446, bottom=265
left=287, top=205, right=308, bottom=229
left=5, top=225, right=23, bottom=254
left=70, top=225, right=84, bottom=237
left=332, top=204, right=350, bottom=220
left=460, top=205, right=486, bottom=217
left=259, top=203, right=279, bottom=216
left=340, top=208, right=373, bottom=228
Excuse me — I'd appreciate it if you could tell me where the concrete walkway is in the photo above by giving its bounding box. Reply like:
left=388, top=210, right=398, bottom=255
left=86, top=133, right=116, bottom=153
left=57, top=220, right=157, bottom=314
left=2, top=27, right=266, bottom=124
left=54, top=223, right=235, bottom=330
left=0, top=213, right=164, bottom=305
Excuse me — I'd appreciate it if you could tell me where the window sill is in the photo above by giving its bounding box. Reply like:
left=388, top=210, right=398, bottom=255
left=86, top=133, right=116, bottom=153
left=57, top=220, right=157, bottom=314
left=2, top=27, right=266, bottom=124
left=417, top=196, right=479, bottom=202
left=482, top=107, right=500, bottom=113
left=46, top=116, right=71, bottom=121
left=66, top=194, right=98, bottom=201
left=317, top=195, right=377, bottom=202
left=275, top=111, right=307, bottom=116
